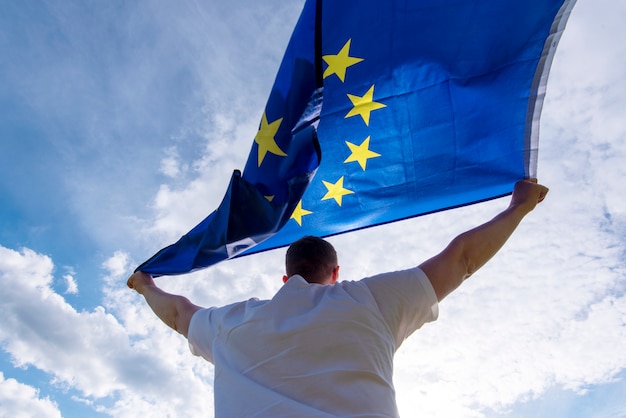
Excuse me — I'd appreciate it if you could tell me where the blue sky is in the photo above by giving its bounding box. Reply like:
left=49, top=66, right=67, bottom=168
left=1, top=0, right=625, bottom=417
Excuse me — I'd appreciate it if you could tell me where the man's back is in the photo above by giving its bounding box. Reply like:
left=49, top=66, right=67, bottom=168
left=188, top=269, right=438, bottom=417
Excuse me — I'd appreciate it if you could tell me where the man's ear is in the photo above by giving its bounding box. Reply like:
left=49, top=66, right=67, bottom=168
left=331, top=265, right=340, bottom=283
left=282, top=275, right=289, bottom=284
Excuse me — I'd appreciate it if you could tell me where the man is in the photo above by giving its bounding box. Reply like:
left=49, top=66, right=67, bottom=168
left=128, top=178, right=548, bottom=417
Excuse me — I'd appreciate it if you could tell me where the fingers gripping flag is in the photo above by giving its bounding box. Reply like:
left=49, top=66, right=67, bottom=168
left=137, top=0, right=576, bottom=276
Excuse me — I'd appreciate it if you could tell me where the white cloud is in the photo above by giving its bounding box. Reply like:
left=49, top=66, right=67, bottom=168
left=101, top=251, right=131, bottom=281
left=0, top=372, right=61, bottom=418
left=63, top=274, right=78, bottom=295
left=159, top=146, right=184, bottom=179
left=0, top=246, right=215, bottom=417
left=143, top=109, right=260, bottom=249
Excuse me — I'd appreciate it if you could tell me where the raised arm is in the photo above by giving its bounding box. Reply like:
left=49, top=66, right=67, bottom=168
left=419, top=179, right=549, bottom=302
left=127, top=271, right=201, bottom=337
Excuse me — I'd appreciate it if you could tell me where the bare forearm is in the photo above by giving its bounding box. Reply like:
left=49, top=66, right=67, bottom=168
left=139, top=285, right=187, bottom=333
left=420, top=179, right=548, bottom=301
left=127, top=272, right=200, bottom=337
left=457, top=203, right=528, bottom=277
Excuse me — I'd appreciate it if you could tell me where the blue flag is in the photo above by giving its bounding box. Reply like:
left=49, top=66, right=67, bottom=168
left=137, top=0, right=576, bottom=276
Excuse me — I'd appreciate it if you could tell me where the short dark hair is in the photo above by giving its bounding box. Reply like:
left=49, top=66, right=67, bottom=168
left=285, top=236, right=338, bottom=284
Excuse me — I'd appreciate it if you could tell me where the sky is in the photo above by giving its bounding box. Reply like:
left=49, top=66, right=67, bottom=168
left=0, top=0, right=625, bottom=417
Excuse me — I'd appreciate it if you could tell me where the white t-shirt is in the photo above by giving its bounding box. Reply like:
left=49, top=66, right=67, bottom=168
left=188, top=267, right=439, bottom=417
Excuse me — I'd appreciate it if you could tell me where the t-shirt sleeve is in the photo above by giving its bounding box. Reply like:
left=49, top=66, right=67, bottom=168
left=362, top=267, right=439, bottom=348
left=187, top=307, right=216, bottom=364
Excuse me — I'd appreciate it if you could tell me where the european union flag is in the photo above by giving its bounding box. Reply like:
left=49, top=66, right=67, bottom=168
left=137, top=0, right=576, bottom=276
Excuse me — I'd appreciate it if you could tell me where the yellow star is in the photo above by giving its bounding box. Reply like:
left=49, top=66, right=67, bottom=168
left=254, top=112, right=286, bottom=166
left=321, top=176, right=354, bottom=206
left=345, top=85, right=386, bottom=126
left=322, top=39, right=364, bottom=82
left=290, top=200, right=312, bottom=226
left=344, top=136, right=381, bottom=170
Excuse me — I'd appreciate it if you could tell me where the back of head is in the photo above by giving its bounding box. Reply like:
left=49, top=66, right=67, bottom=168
left=285, top=236, right=338, bottom=284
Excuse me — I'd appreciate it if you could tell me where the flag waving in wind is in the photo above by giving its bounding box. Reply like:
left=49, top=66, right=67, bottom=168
left=137, top=0, right=576, bottom=276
